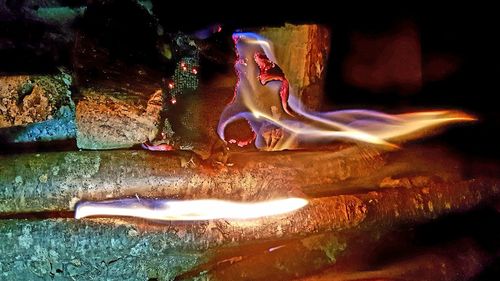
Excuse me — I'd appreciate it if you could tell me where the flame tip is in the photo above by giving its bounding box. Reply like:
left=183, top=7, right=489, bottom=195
left=219, top=31, right=476, bottom=151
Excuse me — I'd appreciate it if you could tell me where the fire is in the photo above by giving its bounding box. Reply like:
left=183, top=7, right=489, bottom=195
left=75, top=198, right=308, bottom=221
left=217, top=32, right=474, bottom=151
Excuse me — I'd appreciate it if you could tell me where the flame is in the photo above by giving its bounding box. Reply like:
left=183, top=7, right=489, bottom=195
left=75, top=197, right=308, bottom=221
left=217, top=32, right=474, bottom=151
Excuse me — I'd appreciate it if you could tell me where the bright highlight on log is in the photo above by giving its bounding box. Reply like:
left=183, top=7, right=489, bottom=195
left=75, top=197, right=308, bottom=221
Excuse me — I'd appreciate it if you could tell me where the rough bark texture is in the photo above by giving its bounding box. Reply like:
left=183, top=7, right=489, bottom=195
left=0, top=145, right=498, bottom=280
left=75, top=88, right=163, bottom=150
left=0, top=175, right=497, bottom=280
left=0, top=218, right=205, bottom=281
left=0, top=145, right=469, bottom=213
left=260, top=24, right=330, bottom=110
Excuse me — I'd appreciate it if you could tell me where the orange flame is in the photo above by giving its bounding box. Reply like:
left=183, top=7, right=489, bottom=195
left=217, top=33, right=475, bottom=151
left=75, top=198, right=308, bottom=221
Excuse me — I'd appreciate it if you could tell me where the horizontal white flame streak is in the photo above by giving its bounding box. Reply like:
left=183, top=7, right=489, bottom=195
left=75, top=198, right=308, bottom=221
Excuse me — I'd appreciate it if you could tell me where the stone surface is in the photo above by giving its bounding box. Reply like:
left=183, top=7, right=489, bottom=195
left=0, top=73, right=76, bottom=143
left=75, top=88, right=163, bottom=149
left=0, top=74, right=73, bottom=128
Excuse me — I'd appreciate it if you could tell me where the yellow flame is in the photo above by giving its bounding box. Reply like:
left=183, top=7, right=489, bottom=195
left=75, top=198, right=308, bottom=221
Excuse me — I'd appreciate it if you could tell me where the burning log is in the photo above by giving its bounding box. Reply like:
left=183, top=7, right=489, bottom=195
left=218, top=31, right=474, bottom=151
left=260, top=24, right=330, bottom=111
left=0, top=73, right=76, bottom=143
left=71, top=24, right=331, bottom=155
left=75, top=88, right=163, bottom=150
left=0, top=145, right=473, bottom=213
left=0, top=170, right=497, bottom=280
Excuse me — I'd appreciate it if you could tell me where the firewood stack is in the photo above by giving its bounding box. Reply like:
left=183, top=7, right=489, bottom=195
left=1, top=1, right=499, bottom=280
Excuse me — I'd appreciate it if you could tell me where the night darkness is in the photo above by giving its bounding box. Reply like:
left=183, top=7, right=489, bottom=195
left=151, top=3, right=499, bottom=160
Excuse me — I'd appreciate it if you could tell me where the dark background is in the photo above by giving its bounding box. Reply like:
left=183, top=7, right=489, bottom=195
left=1, top=2, right=497, bottom=158
left=152, top=2, right=499, bottom=160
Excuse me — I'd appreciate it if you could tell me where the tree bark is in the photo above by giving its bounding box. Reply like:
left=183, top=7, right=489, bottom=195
left=0, top=173, right=497, bottom=280
left=75, top=88, right=163, bottom=150
left=0, top=145, right=469, bottom=213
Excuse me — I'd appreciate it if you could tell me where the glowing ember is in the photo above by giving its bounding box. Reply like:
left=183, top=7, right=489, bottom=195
left=217, top=32, right=474, bottom=151
left=75, top=198, right=308, bottom=221
left=141, top=142, right=174, bottom=151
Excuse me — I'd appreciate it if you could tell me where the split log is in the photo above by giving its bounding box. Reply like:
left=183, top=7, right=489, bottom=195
left=260, top=24, right=330, bottom=111
left=0, top=145, right=470, bottom=213
left=75, top=87, right=163, bottom=149
left=72, top=24, right=330, bottom=155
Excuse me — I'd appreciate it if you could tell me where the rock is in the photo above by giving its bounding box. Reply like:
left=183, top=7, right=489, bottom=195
left=0, top=73, right=76, bottom=143
left=75, top=88, right=163, bottom=150
left=260, top=24, right=330, bottom=111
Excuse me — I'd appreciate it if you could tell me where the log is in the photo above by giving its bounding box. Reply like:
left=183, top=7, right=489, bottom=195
left=0, top=175, right=497, bottom=280
left=260, top=24, right=330, bottom=111
left=0, top=218, right=205, bottom=280
left=1, top=145, right=497, bottom=280
left=0, top=145, right=468, bottom=213
left=180, top=232, right=371, bottom=281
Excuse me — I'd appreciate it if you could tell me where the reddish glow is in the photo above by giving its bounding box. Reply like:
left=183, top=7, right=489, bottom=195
left=254, top=52, right=293, bottom=116
left=217, top=32, right=475, bottom=151
left=141, top=142, right=174, bottom=151
left=75, top=198, right=308, bottom=221
left=182, top=66, right=188, bottom=71
left=168, top=82, right=175, bottom=89
left=233, top=131, right=256, bottom=147
left=171, top=97, right=177, bottom=104
left=192, top=68, right=198, bottom=75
